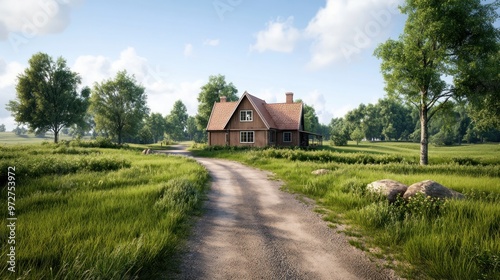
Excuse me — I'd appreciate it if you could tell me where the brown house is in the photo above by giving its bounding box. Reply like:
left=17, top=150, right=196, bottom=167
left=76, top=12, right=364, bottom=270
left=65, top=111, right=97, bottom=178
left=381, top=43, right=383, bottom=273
left=206, top=91, right=321, bottom=147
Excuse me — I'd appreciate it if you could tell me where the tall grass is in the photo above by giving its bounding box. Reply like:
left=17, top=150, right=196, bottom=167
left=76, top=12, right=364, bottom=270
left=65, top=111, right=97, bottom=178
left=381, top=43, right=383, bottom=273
left=0, top=142, right=209, bottom=279
left=192, top=142, right=500, bottom=279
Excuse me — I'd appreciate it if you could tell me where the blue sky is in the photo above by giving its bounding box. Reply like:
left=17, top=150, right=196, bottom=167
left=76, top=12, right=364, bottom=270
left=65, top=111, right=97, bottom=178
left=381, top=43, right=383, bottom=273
left=0, top=0, right=410, bottom=130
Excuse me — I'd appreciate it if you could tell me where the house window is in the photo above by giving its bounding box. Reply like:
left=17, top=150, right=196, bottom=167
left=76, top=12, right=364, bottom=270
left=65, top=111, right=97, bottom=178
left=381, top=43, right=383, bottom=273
left=240, top=131, right=255, bottom=143
left=283, top=132, right=292, bottom=143
left=240, top=110, right=253, bottom=122
left=269, top=130, right=275, bottom=143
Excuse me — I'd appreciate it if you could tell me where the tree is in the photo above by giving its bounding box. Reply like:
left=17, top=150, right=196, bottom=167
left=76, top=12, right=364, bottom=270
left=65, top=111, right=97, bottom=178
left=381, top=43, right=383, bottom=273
left=195, top=74, right=238, bottom=134
left=13, top=126, right=27, bottom=135
left=374, top=0, right=499, bottom=165
left=378, top=98, right=413, bottom=141
left=145, top=112, right=167, bottom=143
left=6, top=53, right=89, bottom=143
left=460, top=47, right=500, bottom=130
left=90, top=71, right=149, bottom=144
left=186, top=116, right=204, bottom=142
left=330, top=118, right=349, bottom=146
left=350, top=127, right=364, bottom=145
left=0, top=124, right=5, bottom=132
left=166, top=100, right=188, bottom=141
left=303, top=103, right=320, bottom=133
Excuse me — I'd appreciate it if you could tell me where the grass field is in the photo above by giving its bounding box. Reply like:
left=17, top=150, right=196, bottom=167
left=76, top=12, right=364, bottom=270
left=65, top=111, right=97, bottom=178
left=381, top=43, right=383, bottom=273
left=0, top=132, right=78, bottom=145
left=192, top=141, right=500, bottom=280
left=0, top=140, right=209, bottom=279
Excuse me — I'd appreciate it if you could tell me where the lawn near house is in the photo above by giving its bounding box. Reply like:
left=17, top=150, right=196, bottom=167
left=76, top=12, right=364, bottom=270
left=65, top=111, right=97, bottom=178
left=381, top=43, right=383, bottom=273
left=191, top=141, right=500, bottom=280
left=0, top=141, right=209, bottom=279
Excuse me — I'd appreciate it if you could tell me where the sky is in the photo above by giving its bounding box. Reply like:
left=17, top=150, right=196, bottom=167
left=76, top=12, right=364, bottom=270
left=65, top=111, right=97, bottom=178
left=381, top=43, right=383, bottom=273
left=0, top=0, right=410, bottom=131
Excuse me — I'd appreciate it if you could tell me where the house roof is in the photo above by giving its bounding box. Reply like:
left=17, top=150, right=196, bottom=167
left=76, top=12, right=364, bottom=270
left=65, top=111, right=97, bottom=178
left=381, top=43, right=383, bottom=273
left=206, top=91, right=303, bottom=131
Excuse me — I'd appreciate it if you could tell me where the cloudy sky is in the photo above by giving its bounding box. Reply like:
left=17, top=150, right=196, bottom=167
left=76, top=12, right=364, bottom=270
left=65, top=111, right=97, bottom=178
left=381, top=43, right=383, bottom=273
left=0, top=0, right=409, bottom=130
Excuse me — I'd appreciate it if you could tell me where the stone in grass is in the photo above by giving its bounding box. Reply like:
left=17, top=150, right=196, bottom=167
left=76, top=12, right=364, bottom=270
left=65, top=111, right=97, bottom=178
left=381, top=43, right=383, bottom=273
left=403, top=180, right=465, bottom=200
left=366, top=179, right=408, bottom=203
left=311, top=169, right=330, bottom=175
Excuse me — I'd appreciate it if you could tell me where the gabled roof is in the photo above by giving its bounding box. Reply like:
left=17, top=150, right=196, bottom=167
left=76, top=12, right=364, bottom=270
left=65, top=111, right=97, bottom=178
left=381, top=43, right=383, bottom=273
left=206, top=101, right=237, bottom=130
left=265, top=103, right=303, bottom=130
left=206, top=91, right=303, bottom=131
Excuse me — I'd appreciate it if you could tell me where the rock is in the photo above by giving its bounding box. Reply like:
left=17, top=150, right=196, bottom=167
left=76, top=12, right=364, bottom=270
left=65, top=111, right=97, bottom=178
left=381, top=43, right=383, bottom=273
left=311, top=169, right=330, bottom=175
left=366, top=179, right=408, bottom=203
left=403, top=180, right=465, bottom=200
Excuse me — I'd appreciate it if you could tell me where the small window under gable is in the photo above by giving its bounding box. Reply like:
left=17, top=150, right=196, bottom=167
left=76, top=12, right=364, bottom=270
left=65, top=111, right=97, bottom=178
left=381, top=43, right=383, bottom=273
left=240, top=110, right=253, bottom=122
left=283, top=132, right=292, bottom=143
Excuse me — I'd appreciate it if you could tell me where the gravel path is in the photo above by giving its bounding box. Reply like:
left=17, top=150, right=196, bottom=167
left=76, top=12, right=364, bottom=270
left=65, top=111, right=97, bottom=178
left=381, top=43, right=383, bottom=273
left=163, top=145, right=399, bottom=280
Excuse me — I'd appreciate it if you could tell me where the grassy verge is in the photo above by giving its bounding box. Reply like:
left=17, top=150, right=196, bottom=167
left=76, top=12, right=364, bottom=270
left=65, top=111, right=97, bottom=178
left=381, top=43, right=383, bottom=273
left=191, top=142, right=500, bottom=280
left=0, top=141, right=209, bottom=279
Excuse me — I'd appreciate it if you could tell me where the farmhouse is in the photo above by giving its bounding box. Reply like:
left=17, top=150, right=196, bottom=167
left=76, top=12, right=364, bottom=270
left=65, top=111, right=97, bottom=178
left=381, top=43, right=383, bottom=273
left=206, top=91, right=322, bottom=147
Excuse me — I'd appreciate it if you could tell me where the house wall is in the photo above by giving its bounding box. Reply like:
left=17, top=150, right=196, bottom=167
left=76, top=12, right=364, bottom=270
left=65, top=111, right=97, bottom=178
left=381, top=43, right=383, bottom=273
left=226, top=98, right=267, bottom=130
left=276, top=131, right=300, bottom=146
left=208, top=131, right=226, bottom=146
left=209, top=130, right=269, bottom=147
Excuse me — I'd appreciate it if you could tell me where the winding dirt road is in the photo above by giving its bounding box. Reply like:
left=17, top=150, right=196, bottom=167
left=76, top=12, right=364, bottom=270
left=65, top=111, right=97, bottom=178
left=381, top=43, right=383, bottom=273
left=164, top=145, right=398, bottom=280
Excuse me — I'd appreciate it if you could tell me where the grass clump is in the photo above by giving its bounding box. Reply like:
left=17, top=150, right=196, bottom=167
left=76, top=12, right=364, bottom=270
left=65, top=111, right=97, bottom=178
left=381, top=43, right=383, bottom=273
left=0, top=143, right=209, bottom=279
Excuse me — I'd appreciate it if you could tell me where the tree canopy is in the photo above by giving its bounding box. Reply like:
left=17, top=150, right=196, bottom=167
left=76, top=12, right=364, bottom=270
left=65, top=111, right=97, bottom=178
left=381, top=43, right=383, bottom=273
left=374, top=0, right=499, bottom=165
left=195, top=74, right=238, bottom=133
left=6, top=52, right=89, bottom=143
left=90, top=71, right=149, bottom=144
left=166, top=100, right=188, bottom=141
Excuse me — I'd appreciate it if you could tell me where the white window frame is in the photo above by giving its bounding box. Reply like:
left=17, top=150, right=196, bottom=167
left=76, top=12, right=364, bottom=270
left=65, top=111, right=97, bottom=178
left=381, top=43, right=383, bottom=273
left=240, top=110, right=253, bottom=122
left=240, top=131, right=255, bottom=143
left=283, top=132, right=292, bottom=143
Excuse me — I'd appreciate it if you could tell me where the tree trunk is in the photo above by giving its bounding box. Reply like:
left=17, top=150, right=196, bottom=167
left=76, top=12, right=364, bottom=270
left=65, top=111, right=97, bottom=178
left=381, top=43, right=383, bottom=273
left=54, top=130, right=59, bottom=143
left=420, top=104, right=429, bottom=165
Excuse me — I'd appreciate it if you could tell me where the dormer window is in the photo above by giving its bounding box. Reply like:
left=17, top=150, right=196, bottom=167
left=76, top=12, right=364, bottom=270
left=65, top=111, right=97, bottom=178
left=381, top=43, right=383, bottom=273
left=240, top=110, right=253, bottom=122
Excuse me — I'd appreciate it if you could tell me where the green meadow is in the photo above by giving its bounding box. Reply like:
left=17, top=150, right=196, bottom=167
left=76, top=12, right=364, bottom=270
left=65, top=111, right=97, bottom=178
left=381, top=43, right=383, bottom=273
left=192, top=142, right=500, bottom=280
left=0, top=132, right=77, bottom=145
left=0, top=140, right=209, bottom=279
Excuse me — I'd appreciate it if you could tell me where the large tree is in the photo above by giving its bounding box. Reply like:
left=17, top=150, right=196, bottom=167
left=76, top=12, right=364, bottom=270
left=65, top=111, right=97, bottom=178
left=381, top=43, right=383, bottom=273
left=459, top=47, right=500, bottom=131
left=145, top=112, right=167, bottom=143
left=195, top=74, right=238, bottom=133
left=166, top=100, right=188, bottom=141
left=90, top=71, right=149, bottom=144
left=6, top=52, right=89, bottom=143
left=374, top=0, right=499, bottom=165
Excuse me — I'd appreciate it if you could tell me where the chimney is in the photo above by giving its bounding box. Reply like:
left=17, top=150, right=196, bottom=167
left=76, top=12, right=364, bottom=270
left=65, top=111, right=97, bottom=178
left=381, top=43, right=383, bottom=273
left=285, top=92, right=294, bottom=104
left=220, top=96, right=227, bottom=103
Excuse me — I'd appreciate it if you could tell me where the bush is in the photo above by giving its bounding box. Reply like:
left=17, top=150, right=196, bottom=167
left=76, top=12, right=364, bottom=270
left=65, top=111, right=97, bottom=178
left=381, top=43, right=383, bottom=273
left=71, top=137, right=124, bottom=149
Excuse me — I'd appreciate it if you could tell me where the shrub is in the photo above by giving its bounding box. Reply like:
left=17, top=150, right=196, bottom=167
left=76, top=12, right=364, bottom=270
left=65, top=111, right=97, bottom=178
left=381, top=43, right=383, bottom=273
left=154, top=178, right=202, bottom=213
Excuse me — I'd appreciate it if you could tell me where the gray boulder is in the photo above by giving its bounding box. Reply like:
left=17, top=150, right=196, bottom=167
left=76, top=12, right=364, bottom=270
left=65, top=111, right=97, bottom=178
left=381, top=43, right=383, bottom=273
left=311, top=169, right=330, bottom=175
left=403, top=180, right=464, bottom=200
left=366, top=179, right=408, bottom=203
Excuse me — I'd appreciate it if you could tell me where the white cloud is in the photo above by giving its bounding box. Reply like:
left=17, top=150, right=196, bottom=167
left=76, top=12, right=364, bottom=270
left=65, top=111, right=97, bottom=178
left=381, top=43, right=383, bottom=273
left=0, top=0, right=82, bottom=42
left=250, top=16, right=301, bottom=53
left=183, top=43, right=193, bottom=57
left=303, top=90, right=335, bottom=124
left=0, top=59, right=25, bottom=129
left=72, top=47, right=203, bottom=117
left=305, top=0, right=402, bottom=69
left=203, top=39, right=220, bottom=46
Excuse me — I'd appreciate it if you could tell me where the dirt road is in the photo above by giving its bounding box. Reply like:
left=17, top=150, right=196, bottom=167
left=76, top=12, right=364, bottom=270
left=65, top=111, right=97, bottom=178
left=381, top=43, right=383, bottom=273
left=165, top=146, right=398, bottom=279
